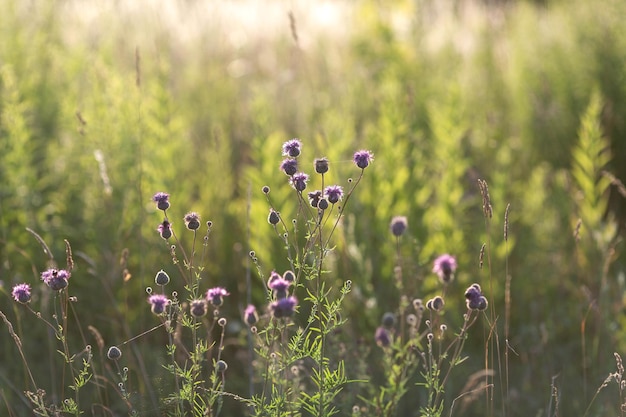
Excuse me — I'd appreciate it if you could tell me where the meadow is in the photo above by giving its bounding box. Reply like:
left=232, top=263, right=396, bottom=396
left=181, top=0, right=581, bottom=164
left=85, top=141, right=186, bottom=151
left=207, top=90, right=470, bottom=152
left=1, top=0, right=626, bottom=415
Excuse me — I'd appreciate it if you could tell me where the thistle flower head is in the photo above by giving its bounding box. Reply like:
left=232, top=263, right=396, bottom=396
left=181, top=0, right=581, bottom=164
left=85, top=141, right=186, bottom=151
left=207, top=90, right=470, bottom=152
left=184, top=212, right=201, bottom=231
left=465, top=283, right=488, bottom=311
left=268, top=209, right=280, bottom=225
left=353, top=150, right=374, bottom=169
left=280, top=158, right=298, bottom=176
left=152, top=192, right=170, bottom=211
left=269, top=277, right=292, bottom=300
left=41, top=269, right=70, bottom=291
left=206, top=287, right=230, bottom=307
left=270, top=296, right=298, bottom=318
left=12, top=283, right=31, bottom=303
left=157, top=220, right=172, bottom=240
left=244, top=304, right=258, bottom=326
left=390, top=216, right=408, bottom=237
left=148, top=294, right=170, bottom=315
left=426, top=295, right=445, bottom=312
left=282, top=139, right=302, bottom=157
left=107, top=346, right=122, bottom=360
left=324, top=185, right=344, bottom=204
left=308, top=190, right=322, bottom=208
left=290, top=172, right=309, bottom=192
left=432, top=254, right=457, bottom=284
left=190, top=299, right=208, bottom=318
left=314, top=157, right=329, bottom=174
left=375, top=326, right=391, bottom=347
left=154, top=270, right=170, bottom=286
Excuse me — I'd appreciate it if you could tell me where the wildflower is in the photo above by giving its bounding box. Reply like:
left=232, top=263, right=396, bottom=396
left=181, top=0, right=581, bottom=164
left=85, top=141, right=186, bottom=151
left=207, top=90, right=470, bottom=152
left=206, top=287, right=230, bottom=307
left=244, top=304, right=258, bottom=326
left=318, top=198, right=329, bottom=210
left=190, top=299, right=208, bottom=318
left=314, top=157, right=329, bottom=174
left=107, top=346, right=122, bottom=360
left=12, top=283, right=31, bottom=303
left=268, top=209, right=280, bottom=225
left=41, top=269, right=70, bottom=291
left=216, top=359, right=228, bottom=373
left=324, top=185, right=344, bottom=204
left=390, top=216, right=408, bottom=237
left=282, top=270, right=295, bottom=283
left=267, top=271, right=282, bottom=287
left=152, top=192, right=170, bottom=211
left=184, top=212, right=201, bottom=231
left=426, top=295, right=445, bottom=312
left=381, top=312, right=395, bottom=329
left=269, top=277, right=292, bottom=300
left=157, top=220, right=172, bottom=240
left=154, top=270, right=170, bottom=286
left=353, top=150, right=374, bottom=169
left=375, top=326, right=391, bottom=347
left=270, top=296, right=298, bottom=318
left=465, top=283, right=488, bottom=311
left=280, top=158, right=298, bottom=176
left=282, top=139, right=302, bottom=157
left=308, top=190, right=322, bottom=208
left=432, top=254, right=457, bottom=284
left=290, top=172, right=309, bottom=192
left=148, top=294, right=169, bottom=315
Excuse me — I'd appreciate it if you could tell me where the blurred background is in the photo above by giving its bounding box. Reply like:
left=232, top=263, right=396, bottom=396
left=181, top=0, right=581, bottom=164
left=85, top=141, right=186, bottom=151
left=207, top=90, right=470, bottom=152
left=1, top=0, right=626, bottom=415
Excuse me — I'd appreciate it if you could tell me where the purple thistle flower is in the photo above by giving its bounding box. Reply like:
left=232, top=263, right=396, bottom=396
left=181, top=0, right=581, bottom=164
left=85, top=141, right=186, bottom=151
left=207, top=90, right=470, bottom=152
left=432, top=254, right=457, bottom=284
left=148, top=294, right=169, bottom=315
left=267, top=271, right=282, bottom=287
left=157, top=220, right=172, bottom=240
left=206, top=287, right=230, bottom=307
left=314, top=157, right=329, bottom=174
left=324, top=185, right=344, bottom=204
left=280, top=158, right=298, bottom=176
left=152, top=192, right=170, bottom=211
left=41, top=268, right=70, bottom=291
left=184, top=212, right=201, bottom=231
left=269, top=277, right=292, bottom=300
left=465, top=283, right=488, bottom=311
left=390, top=216, right=408, bottom=237
left=244, top=304, right=258, bottom=326
left=190, top=299, right=208, bottom=318
left=270, top=296, right=298, bottom=319
left=12, top=283, right=31, bottom=303
left=282, top=139, right=302, bottom=157
left=290, top=172, right=309, bottom=192
left=308, top=190, right=322, bottom=208
left=353, top=150, right=374, bottom=169
left=375, top=326, right=391, bottom=347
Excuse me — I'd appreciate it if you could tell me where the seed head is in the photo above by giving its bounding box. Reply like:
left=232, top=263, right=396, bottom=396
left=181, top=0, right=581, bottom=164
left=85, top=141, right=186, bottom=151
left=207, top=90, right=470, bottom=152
left=107, top=346, right=122, bottom=361
left=314, top=157, right=329, bottom=174
left=154, top=270, right=170, bottom=286
left=216, top=359, right=228, bottom=373
left=268, top=209, right=280, bottom=225
left=426, top=296, right=445, bottom=312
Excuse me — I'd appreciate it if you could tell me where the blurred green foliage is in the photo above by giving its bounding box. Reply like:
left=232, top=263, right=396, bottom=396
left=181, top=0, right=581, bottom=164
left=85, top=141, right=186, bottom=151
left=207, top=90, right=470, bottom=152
left=1, top=0, right=626, bottom=415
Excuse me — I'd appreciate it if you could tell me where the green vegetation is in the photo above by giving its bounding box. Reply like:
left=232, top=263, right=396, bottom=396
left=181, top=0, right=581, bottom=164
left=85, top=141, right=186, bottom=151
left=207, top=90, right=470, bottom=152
left=1, top=0, right=626, bottom=415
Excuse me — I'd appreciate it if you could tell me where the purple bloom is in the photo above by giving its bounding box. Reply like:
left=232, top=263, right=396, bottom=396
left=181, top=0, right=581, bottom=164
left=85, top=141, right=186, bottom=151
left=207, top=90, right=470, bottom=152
left=184, top=212, right=201, bottom=231
left=41, top=269, right=70, bottom=291
left=324, top=185, right=344, bottom=204
left=269, top=277, right=292, bottom=300
left=290, top=172, right=309, bottom=192
left=244, top=304, right=258, bottom=326
left=465, top=283, right=488, bottom=311
left=206, top=287, right=230, bottom=307
left=314, top=158, right=329, bottom=174
left=12, top=283, right=31, bottom=303
left=148, top=294, right=169, bottom=315
left=353, top=150, right=374, bottom=169
left=282, top=139, right=302, bottom=157
left=152, top=192, right=170, bottom=211
left=190, top=299, right=208, bottom=318
left=432, top=254, right=457, bottom=284
left=375, top=326, right=391, bottom=347
left=308, top=190, right=322, bottom=208
left=157, top=220, right=172, bottom=240
left=390, top=216, right=408, bottom=237
left=270, top=296, right=298, bottom=318
left=280, top=158, right=298, bottom=176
